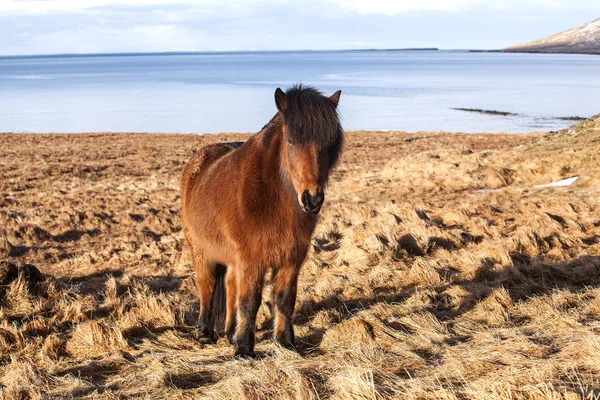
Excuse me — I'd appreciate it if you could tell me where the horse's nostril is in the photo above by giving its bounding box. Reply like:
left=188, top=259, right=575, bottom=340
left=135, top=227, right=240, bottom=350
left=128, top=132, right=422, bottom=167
left=301, top=190, right=311, bottom=208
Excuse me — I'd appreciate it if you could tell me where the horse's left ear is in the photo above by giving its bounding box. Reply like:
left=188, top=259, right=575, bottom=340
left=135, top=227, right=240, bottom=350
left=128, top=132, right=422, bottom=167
left=275, top=88, right=288, bottom=112
left=329, top=90, right=342, bottom=107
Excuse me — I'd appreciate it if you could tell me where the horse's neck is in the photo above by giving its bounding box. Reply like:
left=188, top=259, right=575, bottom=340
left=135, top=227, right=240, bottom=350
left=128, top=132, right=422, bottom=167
left=255, top=122, right=285, bottom=188
left=246, top=120, right=296, bottom=205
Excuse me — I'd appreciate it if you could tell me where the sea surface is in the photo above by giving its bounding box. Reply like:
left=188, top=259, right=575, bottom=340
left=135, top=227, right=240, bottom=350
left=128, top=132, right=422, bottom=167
left=1, top=50, right=599, bottom=134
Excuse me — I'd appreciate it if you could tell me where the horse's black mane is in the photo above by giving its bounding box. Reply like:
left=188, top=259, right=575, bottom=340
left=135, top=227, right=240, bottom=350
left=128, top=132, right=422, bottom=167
left=283, top=84, right=342, bottom=150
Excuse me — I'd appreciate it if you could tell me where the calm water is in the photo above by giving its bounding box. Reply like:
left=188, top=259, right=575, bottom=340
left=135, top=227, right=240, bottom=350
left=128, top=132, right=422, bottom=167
left=1, top=50, right=599, bottom=134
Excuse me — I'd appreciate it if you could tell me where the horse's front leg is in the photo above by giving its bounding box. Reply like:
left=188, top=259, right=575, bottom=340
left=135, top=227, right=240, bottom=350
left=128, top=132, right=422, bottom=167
left=233, top=268, right=264, bottom=358
left=272, top=263, right=300, bottom=350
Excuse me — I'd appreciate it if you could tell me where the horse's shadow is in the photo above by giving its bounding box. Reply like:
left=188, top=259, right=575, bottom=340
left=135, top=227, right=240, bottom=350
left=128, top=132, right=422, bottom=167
left=291, top=287, right=418, bottom=353
left=290, top=254, right=600, bottom=354
left=445, top=253, right=600, bottom=320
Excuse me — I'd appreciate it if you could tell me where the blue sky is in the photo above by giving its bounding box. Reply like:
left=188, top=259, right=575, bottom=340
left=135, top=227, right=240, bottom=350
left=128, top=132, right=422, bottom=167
left=0, top=0, right=599, bottom=55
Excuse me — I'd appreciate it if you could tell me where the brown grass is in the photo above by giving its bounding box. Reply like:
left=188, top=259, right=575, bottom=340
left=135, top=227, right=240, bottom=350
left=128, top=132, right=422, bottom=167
left=1, top=117, right=600, bottom=399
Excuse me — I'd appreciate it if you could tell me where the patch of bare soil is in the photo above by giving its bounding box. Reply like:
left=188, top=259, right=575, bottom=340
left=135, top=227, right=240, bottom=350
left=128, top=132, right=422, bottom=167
left=1, top=117, right=600, bottom=399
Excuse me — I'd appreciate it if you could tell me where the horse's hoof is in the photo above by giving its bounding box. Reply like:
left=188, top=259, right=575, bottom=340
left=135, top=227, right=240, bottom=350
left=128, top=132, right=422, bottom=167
left=234, top=347, right=255, bottom=359
left=195, top=330, right=216, bottom=344
left=234, top=352, right=255, bottom=360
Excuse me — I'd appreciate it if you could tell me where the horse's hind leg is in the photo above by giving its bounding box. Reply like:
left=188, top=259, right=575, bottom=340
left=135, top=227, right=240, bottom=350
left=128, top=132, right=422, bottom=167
left=225, top=267, right=237, bottom=344
left=191, top=250, right=217, bottom=342
left=233, top=268, right=264, bottom=358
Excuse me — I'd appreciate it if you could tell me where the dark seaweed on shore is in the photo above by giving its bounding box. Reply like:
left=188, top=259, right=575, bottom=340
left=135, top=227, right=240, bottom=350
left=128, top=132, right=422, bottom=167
left=451, top=108, right=588, bottom=122
left=451, top=108, right=518, bottom=116
left=556, top=116, right=586, bottom=121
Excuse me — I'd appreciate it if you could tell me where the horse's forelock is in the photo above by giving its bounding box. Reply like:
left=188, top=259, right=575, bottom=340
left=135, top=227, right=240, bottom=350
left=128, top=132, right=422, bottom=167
left=283, top=84, right=343, bottom=149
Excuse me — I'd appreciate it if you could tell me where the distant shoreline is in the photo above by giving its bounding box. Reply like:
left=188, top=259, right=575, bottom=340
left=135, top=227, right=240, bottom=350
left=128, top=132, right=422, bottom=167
left=0, top=48, right=440, bottom=60
left=3, top=48, right=599, bottom=59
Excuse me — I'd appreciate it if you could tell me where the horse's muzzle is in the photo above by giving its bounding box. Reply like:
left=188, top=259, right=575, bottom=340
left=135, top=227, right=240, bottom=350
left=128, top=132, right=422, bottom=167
left=300, top=189, right=324, bottom=214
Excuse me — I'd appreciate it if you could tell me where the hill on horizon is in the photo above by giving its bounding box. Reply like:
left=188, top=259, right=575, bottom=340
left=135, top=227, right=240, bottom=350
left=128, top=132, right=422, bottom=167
left=504, top=18, right=600, bottom=54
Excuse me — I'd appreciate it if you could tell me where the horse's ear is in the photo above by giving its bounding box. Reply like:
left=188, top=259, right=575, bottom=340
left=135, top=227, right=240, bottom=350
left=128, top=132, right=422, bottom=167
left=275, top=88, right=287, bottom=112
left=329, top=90, right=342, bottom=107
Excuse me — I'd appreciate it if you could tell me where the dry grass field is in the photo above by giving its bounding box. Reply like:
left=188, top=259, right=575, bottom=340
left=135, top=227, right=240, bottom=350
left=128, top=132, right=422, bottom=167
left=1, top=116, right=600, bottom=399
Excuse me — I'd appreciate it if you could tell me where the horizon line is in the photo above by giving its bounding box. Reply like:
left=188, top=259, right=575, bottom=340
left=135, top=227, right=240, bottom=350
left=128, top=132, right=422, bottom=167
left=0, top=47, right=504, bottom=59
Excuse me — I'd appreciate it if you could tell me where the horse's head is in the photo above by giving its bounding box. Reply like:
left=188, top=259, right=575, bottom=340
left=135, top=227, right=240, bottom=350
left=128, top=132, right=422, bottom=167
left=275, top=85, right=343, bottom=215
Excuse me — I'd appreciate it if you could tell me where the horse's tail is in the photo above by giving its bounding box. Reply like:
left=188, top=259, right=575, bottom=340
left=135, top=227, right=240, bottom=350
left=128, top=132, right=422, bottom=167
left=211, top=264, right=227, bottom=334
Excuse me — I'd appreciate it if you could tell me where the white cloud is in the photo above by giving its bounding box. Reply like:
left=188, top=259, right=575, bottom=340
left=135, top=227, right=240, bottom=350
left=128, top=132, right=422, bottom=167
left=328, top=0, right=600, bottom=14
left=0, top=0, right=276, bottom=13
left=1, top=0, right=598, bottom=55
left=2, top=0, right=599, bottom=15
left=330, top=0, right=476, bottom=14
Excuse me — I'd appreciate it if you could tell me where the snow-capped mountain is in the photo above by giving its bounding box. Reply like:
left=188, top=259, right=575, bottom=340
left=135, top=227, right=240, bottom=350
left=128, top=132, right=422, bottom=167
left=504, top=18, right=600, bottom=54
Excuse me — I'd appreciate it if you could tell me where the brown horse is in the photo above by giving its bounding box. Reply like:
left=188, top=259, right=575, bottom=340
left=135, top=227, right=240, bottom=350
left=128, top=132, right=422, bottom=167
left=180, top=84, right=343, bottom=358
